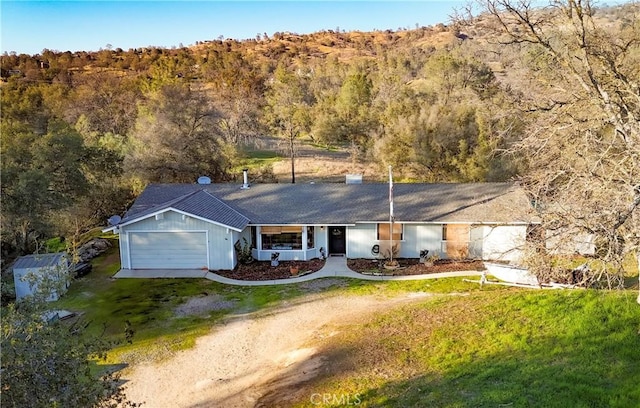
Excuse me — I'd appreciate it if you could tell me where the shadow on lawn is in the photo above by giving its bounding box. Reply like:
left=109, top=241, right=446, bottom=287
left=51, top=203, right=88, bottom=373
left=254, top=290, right=640, bottom=408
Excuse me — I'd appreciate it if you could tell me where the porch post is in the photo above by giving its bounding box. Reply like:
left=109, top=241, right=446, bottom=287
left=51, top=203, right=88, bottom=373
left=302, top=225, right=308, bottom=260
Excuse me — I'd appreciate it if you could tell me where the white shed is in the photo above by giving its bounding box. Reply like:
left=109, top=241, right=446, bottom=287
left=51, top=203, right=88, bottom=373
left=12, top=252, right=69, bottom=302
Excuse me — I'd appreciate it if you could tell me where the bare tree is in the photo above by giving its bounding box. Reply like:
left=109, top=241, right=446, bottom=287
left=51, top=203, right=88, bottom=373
left=214, top=94, right=262, bottom=145
left=126, top=83, right=234, bottom=183
left=459, top=1, right=639, bottom=299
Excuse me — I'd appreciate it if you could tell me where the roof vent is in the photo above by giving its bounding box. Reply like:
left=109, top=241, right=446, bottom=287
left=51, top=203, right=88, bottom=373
left=346, top=174, right=362, bottom=184
left=197, top=176, right=211, bottom=185
left=241, top=168, right=250, bottom=189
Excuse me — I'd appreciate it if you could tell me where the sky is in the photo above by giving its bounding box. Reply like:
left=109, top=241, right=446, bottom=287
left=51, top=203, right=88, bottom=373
left=1, top=1, right=467, bottom=55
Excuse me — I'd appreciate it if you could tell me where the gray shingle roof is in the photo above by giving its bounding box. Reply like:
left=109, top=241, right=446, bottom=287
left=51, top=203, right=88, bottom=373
left=120, top=190, right=250, bottom=230
left=13, top=253, right=67, bottom=270
left=120, top=182, right=539, bottom=227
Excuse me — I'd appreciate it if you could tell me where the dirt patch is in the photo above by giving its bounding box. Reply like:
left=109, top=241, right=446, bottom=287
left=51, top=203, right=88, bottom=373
left=348, top=258, right=486, bottom=275
left=250, top=136, right=383, bottom=183
left=297, top=278, right=348, bottom=292
left=122, top=292, right=430, bottom=408
left=255, top=292, right=474, bottom=407
left=174, top=294, right=238, bottom=317
left=273, top=156, right=381, bottom=183
left=216, top=259, right=326, bottom=281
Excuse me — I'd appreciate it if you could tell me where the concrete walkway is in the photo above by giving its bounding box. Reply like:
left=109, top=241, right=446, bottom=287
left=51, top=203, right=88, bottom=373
left=113, top=256, right=484, bottom=286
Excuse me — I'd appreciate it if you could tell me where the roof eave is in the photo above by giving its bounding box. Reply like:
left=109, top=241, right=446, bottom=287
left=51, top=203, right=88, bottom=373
left=109, top=207, right=246, bottom=232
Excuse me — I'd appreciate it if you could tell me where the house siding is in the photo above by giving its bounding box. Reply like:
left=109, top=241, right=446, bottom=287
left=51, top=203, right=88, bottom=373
left=345, top=223, right=529, bottom=261
left=402, top=224, right=443, bottom=258
left=229, top=230, right=242, bottom=268
left=347, top=224, right=376, bottom=258
left=316, top=227, right=328, bottom=258
left=474, top=225, right=527, bottom=262
left=346, top=223, right=444, bottom=259
left=120, top=210, right=235, bottom=270
left=546, top=230, right=595, bottom=256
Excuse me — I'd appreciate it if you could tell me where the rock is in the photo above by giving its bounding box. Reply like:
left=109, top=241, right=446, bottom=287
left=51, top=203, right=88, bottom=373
left=77, top=238, right=112, bottom=262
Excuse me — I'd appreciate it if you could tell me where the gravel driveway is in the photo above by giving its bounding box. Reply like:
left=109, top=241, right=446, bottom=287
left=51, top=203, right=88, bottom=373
left=122, top=291, right=430, bottom=407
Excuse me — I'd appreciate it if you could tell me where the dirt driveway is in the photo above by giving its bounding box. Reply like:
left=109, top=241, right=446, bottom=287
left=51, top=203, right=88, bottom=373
left=122, top=289, right=431, bottom=408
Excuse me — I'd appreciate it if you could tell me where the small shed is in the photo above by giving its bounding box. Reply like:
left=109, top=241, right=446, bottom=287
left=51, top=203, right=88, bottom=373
left=12, top=252, right=69, bottom=302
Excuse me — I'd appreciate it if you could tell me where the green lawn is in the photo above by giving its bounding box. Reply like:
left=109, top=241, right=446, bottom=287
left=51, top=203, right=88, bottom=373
left=52, top=243, right=494, bottom=364
left=290, top=289, right=640, bottom=408
left=235, top=149, right=283, bottom=169
left=52, top=242, right=639, bottom=406
left=54, top=242, right=312, bottom=362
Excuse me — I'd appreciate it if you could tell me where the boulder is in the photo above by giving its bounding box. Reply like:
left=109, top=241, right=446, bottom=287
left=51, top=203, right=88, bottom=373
left=77, top=238, right=112, bottom=262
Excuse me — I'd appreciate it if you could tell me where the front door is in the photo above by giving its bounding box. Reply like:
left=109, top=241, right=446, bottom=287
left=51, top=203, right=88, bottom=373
left=328, top=226, right=346, bottom=255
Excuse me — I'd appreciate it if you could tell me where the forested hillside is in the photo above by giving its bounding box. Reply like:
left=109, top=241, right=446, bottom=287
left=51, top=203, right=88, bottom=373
left=1, top=1, right=638, bottom=282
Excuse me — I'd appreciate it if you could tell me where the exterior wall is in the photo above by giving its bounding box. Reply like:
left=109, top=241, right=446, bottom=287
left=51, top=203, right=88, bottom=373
left=229, top=230, right=242, bottom=267
left=346, top=223, right=377, bottom=258
left=316, top=227, right=328, bottom=257
left=546, top=231, right=596, bottom=256
left=474, top=225, right=527, bottom=263
left=469, top=226, right=484, bottom=259
left=346, top=223, right=443, bottom=259
left=402, top=224, right=444, bottom=258
left=117, top=212, right=532, bottom=270
left=345, top=222, right=526, bottom=262
left=253, top=249, right=310, bottom=262
left=119, top=210, right=235, bottom=270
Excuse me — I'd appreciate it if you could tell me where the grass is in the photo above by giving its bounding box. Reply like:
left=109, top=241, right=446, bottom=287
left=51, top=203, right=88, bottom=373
left=341, top=277, right=504, bottom=297
left=50, top=242, right=639, bottom=406
left=45, top=237, right=68, bottom=253
left=236, top=149, right=283, bottom=169
left=52, top=242, right=492, bottom=364
left=288, top=289, right=640, bottom=408
left=552, top=252, right=639, bottom=276
left=53, top=243, right=311, bottom=363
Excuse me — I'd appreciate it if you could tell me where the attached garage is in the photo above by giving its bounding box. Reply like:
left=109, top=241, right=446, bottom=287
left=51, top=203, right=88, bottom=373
left=129, top=231, right=209, bottom=269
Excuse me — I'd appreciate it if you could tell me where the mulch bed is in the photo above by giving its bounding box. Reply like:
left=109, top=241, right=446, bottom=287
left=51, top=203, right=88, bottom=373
left=215, top=258, right=485, bottom=281
left=347, top=258, right=486, bottom=275
left=215, top=259, right=326, bottom=281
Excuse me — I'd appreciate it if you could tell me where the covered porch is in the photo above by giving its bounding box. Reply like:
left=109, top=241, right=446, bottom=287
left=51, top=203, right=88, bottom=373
left=247, top=224, right=349, bottom=261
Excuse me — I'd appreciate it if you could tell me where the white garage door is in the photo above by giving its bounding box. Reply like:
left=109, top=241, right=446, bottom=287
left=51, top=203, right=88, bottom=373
left=129, top=232, right=208, bottom=269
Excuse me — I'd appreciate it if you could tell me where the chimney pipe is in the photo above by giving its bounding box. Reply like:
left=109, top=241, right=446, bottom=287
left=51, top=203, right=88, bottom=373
left=241, top=168, right=250, bottom=189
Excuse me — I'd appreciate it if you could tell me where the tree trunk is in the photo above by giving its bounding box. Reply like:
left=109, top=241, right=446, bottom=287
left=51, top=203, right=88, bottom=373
left=289, top=132, right=296, bottom=184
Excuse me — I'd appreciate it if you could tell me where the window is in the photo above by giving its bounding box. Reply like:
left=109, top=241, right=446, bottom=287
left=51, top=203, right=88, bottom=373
left=261, top=226, right=303, bottom=250
left=442, top=225, right=447, bottom=240
left=377, top=223, right=403, bottom=241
